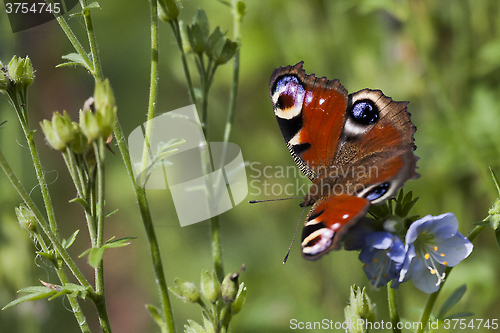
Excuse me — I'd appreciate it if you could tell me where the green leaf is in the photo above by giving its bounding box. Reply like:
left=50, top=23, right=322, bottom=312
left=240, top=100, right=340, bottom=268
left=105, top=209, right=119, bottom=218
left=490, top=167, right=500, bottom=197
left=69, top=197, right=88, bottom=207
left=82, top=1, right=101, bottom=13
left=104, top=237, right=135, bottom=249
left=61, top=283, right=88, bottom=299
left=146, top=304, right=168, bottom=333
left=18, top=286, right=55, bottom=293
left=62, top=230, right=79, bottom=249
left=88, top=247, right=105, bottom=269
left=79, top=248, right=91, bottom=258
left=474, top=220, right=490, bottom=226
left=36, top=250, right=55, bottom=263
left=444, top=312, right=474, bottom=319
left=437, top=284, right=467, bottom=319
left=57, top=53, right=91, bottom=71
left=2, top=290, right=56, bottom=310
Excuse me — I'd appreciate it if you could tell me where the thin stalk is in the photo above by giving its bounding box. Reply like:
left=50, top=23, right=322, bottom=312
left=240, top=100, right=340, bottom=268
left=113, top=121, right=176, bottom=332
left=0, top=149, right=93, bottom=292
left=141, top=0, right=160, bottom=172
left=79, top=0, right=104, bottom=80
left=62, top=151, right=98, bottom=246
left=416, top=224, right=486, bottom=333
left=170, top=18, right=197, bottom=107
left=55, top=269, right=91, bottom=333
left=45, top=0, right=93, bottom=71
left=387, top=284, right=402, bottom=333
left=7, top=94, right=60, bottom=239
left=93, top=138, right=112, bottom=333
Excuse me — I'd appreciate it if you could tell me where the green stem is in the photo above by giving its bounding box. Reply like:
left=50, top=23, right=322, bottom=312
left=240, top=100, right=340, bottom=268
left=113, top=121, right=176, bottom=332
left=45, top=0, right=93, bottom=71
left=0, top=149, right=93, bottom=292
left=387, top=283, right=402, bottom=333
left=415, top=224, right=486, bottom=333
left=9, top=96, right=60, bottom=239
left=79, top=0, right=104, bottom=80
left=55, top=269, right=91, bottom=333
left=141, top=0, right=160, bottom=172
left=170, top=19, right=197, bottom=107
left=62, top=151, right=98, bottom=246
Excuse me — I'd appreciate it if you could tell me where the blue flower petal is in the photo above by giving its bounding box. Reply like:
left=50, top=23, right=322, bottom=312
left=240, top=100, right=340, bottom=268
left=399, top=213, right=473, bottom=293
left=429, top=233, right=473, bottom=266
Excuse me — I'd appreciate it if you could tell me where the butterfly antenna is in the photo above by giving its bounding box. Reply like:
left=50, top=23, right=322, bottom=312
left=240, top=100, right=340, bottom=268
left=283, top=205, right=307, bottom=264
left=249, top=197, right=302, bottom=204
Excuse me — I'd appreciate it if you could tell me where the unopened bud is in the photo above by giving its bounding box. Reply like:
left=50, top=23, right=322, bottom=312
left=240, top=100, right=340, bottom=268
left=169, top=278, right=200, bottom=303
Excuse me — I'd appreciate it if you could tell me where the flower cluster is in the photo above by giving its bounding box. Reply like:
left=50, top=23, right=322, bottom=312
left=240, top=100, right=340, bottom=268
left=40, top=79, right=116, bottom=153
left=169, top=267, right=247, bottom=333
left=346, top=192, right=473, bottom=293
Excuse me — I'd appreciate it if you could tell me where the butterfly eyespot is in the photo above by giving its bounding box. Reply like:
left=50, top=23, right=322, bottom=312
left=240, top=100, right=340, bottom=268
left=349, top=99, right=379, bottom=125
left=272, top=75, right=305, bottom=119
left=277, top=93, right=295, bottom=110
left=363, top=182, right=390, bottom=201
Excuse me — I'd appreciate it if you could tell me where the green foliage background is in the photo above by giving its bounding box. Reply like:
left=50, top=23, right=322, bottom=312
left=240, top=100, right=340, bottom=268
left=1, top=0, right=499, bottom=332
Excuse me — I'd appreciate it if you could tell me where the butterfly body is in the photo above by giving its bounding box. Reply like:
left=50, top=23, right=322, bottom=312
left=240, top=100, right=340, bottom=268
left=269, top=62, right=419, bottom=260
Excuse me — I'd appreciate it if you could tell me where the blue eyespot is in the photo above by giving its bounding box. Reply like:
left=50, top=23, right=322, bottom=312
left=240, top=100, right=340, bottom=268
left=364, top=182, right=389, bottom=201
left=350, top=99, right=378, bottom=125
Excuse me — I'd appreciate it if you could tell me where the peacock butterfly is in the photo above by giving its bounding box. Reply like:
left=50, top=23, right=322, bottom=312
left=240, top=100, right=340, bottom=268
left=269, top=62, right=419, bottom=260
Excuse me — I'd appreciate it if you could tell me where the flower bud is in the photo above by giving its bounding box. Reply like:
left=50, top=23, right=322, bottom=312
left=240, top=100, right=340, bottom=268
left=15, top=205, right=37, bottom=232
left=202, top=313, right=215, bottom=333
left=40, top=111, right=75, bottom=151
left=194, top=9, right=210, bottom=38
left=205, top=27, right=224, bottom=59
left=489, top=198, right=500, bottom=229
left=94, top=79, right=114, bottom=112
left=21, top=56, right=34, bottom=88
left=8, top=56, right=34, bottom=88
left=0, top=66, right=9, bottom=93
left=185, top=320, right=206, bottom=333
left=201, top=270, right=220, bottom=303
left=215, top=39, right=238, bottom=65
left=158, top=0, right=179, bottom=22
left=79, top=109, right=100, bottom=142
left=169, top=278, right=200, bottom=303
left=93, top=80, right=117, bottom=139
left=221, top=273, right=239, bottom=304
left=187, top=23, right=205, bottom=54
left=71, top=123, right=89, bottom=155
left=344, top=285, right=376, bottom=332
left=8, top=56, right=20, bottom=82
left=231, top=282, right=246, bottom=314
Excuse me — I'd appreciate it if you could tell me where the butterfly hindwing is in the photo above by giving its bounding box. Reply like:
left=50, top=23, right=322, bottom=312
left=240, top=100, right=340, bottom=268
left=301, top=194, right=370, bottom=260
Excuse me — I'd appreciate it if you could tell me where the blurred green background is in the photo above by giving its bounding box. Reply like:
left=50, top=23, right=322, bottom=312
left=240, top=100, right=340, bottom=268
left=1, top=0, right=500, bottom=332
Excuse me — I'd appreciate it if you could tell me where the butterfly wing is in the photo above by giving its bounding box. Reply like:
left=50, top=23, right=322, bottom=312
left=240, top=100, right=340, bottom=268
left=301, top=194, right=370, bottom=260
left=270, top=62, right=348, bottom=180
left=335, top=89, right=419, bottom=204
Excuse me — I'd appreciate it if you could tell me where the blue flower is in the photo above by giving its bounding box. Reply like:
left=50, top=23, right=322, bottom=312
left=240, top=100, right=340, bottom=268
left=398, top=213, right=473, bottom=293
left=359, top=232, right=405, bottom=289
